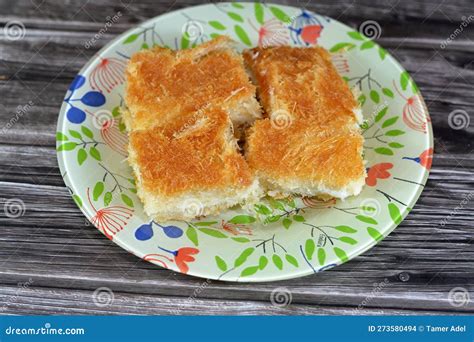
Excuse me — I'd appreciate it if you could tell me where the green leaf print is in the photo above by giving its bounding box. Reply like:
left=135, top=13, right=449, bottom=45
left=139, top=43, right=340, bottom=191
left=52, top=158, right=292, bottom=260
left=215, top=256, right=227, bottom=271
left=186, top=226, right=199, bottom=246
left=89, top=146, right=101, bottom=161
left=199, top=228, right=227, bottom=238
left=355, top=215, right=378, bottom=225
left=339, top=236, right=358, bottom=245
left=382, top=116, right=398, bottom=128
left=305, top=239, right=315, bottom=260
left=208, top=21, right=226, bottom=30
left=348, top=31, right=365, bottom=40
left=103, top=192, right=113, bottom=207
left=285, top=254, right=299, bottom=267
left=72, top=194, right=82, bottom=208
left=228, top=215, right=256, bottom=224
left=57, top=142, right=77, bottom=151
left=374, top=147, right=393, bottom=155
left=181, top=33, right=190, bottom=49
left=258, top=256, right=268, bottom=270
left=240, top=266, right=259, bottom=277
left=254, top=2, right=264, bottom=24
left=231, top=2, right=244, bottom=9
left=81, top=126, right=94, bottom=139
left=333, top=247, right=348, bottom=263
left=123, top=34, right=139, bottom=44
left=370, top=90, right=380, bottom=103
left=272, top=254, right=283, bottom=270
left=234, top=25, right=252, bottom=46
left=360, top=41, right=375, bottom=50
left=269, top=6, right=291, bottom=23
left=282, top=218, right=292, bottom=230
left=374, top=107, right=388, bottom=123
left=385, top=130, right=405, bottom=136
left=228, top=12, right=244, bottom=23
left=388, top=203, right=402, bottom=224
left=329, top=42, right=355, bottom=52
left=121, top=193, right=133, bottom=207
left=334, top=225, right=357, bottom=234
left=317, top=248, right=326, bottom=265
left=232, top=237, right=250, bottom=243
left=77, top=148, right=87, bottom=166
left=400, top=71, right=410, bottom=91
left=56, top=132, right=68, bottom=141
left=194, top=221, right=218, bottom=226
left=367, top=227, right=383, bottom=241
left=93, top=181, right=104, bottom=201
left=388, top=142, right=404, bottom=148
left=234, top=247, right=255, bottom=267
left=382, top=87, right=394, bottom=98
left=293, top=215, right=305, bottom=222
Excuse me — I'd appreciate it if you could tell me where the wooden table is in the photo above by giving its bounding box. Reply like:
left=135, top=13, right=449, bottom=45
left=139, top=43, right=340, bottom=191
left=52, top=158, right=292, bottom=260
left=0, top=0, right=473, bottom=315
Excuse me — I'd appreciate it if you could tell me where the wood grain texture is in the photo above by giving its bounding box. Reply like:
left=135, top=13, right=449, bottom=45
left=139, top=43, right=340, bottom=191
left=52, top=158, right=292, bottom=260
left=0, top=0, right=473, bottom=315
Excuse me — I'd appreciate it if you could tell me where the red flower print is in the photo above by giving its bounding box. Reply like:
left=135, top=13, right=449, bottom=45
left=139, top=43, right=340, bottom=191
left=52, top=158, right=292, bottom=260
left=365, top=162, right=393, bottom=187
left=403, top=147, right=433, bottom=170
left=249, top=19, right=290, bottom=47
left=90, top=57, right=127, bottom=93
left=289, top=10, right=327, bottom=46
left=175, top=247, right=199, bottom=274
left=143, top=253, right=173, bottom=269
left=87, top=188, right=133, bottom=240
left=393, top=81, right=430, bottom=133
left=100, top=118, right=128, bottom=156
left=157, top=246, right=199, bottom=274
left=331, top=53, right=350, bottom=74
left=300, top=25, right=322, bottom=45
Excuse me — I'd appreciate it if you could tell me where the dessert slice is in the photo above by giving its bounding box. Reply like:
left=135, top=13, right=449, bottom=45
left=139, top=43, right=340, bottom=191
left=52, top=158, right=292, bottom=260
left=123, top=36, right=261, bottom=133
left=243, top=46, right=366, bottom=199
left=128, top=106, right=262, bottom=221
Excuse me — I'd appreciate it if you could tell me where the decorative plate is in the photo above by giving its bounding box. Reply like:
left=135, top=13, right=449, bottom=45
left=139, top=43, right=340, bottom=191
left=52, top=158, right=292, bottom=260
left=56, top=2, right=433, bottom=282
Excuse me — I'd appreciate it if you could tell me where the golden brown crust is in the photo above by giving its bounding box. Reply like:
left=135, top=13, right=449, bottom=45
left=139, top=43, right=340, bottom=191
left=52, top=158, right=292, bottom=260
left=125, top=36, right=258, bottom=131
left=244, top=46, right=365, bottom=192
left=246, top=118, right=365, bottom=190
left=243, top=46, right=357, bottom=123
left=129, top=107, right=253, bottom=196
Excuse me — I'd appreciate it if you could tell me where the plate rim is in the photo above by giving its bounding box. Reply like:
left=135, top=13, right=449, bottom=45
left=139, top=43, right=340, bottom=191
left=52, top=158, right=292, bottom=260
left=56, top=2, right=434, bottom=282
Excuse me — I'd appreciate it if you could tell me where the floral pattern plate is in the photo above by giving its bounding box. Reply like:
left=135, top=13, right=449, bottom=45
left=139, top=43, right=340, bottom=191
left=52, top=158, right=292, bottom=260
left=56, top=2, right=433, bottom=282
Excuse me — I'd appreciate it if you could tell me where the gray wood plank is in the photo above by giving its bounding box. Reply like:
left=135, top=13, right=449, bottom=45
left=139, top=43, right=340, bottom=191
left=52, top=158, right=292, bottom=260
left=0, top=0, right=473, bottom=315
left=1, top=285, right=467, bottom=315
